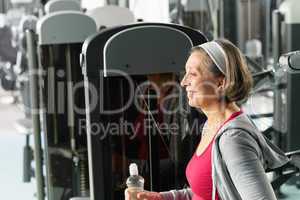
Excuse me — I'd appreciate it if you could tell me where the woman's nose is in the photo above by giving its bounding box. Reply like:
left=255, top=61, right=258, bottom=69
left=180, top=74, right=188, bottom=87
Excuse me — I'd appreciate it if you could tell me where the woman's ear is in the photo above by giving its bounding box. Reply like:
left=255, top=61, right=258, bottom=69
left=217, top=77, right=227, bottom=103
left=217, top=77, right=226, bottom=90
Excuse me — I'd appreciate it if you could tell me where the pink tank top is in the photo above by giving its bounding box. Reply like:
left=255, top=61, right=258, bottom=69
left=186, top=111, right=243, bottom=200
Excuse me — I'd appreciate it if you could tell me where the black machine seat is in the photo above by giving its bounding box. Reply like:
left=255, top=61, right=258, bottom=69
left=81, top=23, right=207, bottom=200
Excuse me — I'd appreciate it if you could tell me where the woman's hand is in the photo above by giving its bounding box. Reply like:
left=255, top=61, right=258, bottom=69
left=125, top=189, right=163, bottom=200
left=137, top=191, right=163, bottom=200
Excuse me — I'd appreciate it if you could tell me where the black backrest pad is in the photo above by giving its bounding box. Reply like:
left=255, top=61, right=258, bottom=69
left=82, top=22, right=207, bottom=77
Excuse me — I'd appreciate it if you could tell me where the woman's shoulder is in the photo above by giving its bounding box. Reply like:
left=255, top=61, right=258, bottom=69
left=218, top=113, right=260, bottom=137
left=216, top=113, right=289, bottom=170
left=218, top=128, right=261, bottom=155
left=216, top=113, right=263, bottom=157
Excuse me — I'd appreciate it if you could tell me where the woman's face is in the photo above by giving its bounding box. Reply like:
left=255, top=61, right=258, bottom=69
left=181, top=52, right=222, bottom=109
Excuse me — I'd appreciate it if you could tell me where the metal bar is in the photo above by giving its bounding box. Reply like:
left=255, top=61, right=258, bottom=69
left=285, top=149, right=300, bottom=156
left=272, top=10, right=283, bottom=69
left=219, top=0, right=225, bottom=37
left=246, top=56, right=264, bottom=72
left=252, top=69, right=273, bottom=79
left=271, top=9, right=284, bottom=153
left=83, top=73, right=95, bottom=200
left=38, top=35, right=54, bottom=200
left=207, top=0, right=216, bottom=38
left=48, top=47, right=58, bottom=145
left=23, top=135, right=32, bottom=183
left=120, top=79, right=127, bottom=181
left=26, top=30, right=45, bottom=200
left=147, top=88, right=153, bottom=191
left=175, top=0, right=183, bottom=24
left=0, top=0, right=6, bottom=13
left=265, top=0, right=271, bottom=64
left=66, top=45, right=76, bottom=151
left=147, top=87, right=160, bottom=191
left=249, top=113, right=273, bottom=119
left=247, top=0, right=251, bottom=40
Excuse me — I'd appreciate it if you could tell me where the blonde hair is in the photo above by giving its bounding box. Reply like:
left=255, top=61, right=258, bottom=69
left=191, top=39, right=253, bottom=103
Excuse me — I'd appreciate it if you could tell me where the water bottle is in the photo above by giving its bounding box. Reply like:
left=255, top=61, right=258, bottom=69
left=125, top=163, right=144, bottom=200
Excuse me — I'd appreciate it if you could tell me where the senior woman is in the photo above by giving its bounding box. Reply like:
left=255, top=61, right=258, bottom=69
left=127, top=39, right=289, bottom=200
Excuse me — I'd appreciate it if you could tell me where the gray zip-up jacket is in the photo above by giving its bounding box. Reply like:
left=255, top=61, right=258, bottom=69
left=160, top=113, right=289, bottom=200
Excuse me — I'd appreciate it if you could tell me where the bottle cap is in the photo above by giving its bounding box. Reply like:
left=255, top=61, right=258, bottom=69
left=129, top=163, right=138, bottom=176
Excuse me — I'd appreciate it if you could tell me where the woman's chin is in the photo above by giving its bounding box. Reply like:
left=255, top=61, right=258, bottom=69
left=188, top=98, right=204, bottom=108
left=188, top=98, right=197, bottom=107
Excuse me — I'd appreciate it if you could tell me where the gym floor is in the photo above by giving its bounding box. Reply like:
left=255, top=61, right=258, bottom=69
left=0, top=90, right=36, bottom=200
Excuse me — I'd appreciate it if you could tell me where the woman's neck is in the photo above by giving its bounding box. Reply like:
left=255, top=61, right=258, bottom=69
left=202, top=102, right=240, bottom=128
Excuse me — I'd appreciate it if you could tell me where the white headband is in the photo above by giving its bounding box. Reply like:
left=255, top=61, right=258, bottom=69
left=198, top=41, right=228, bottom=75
